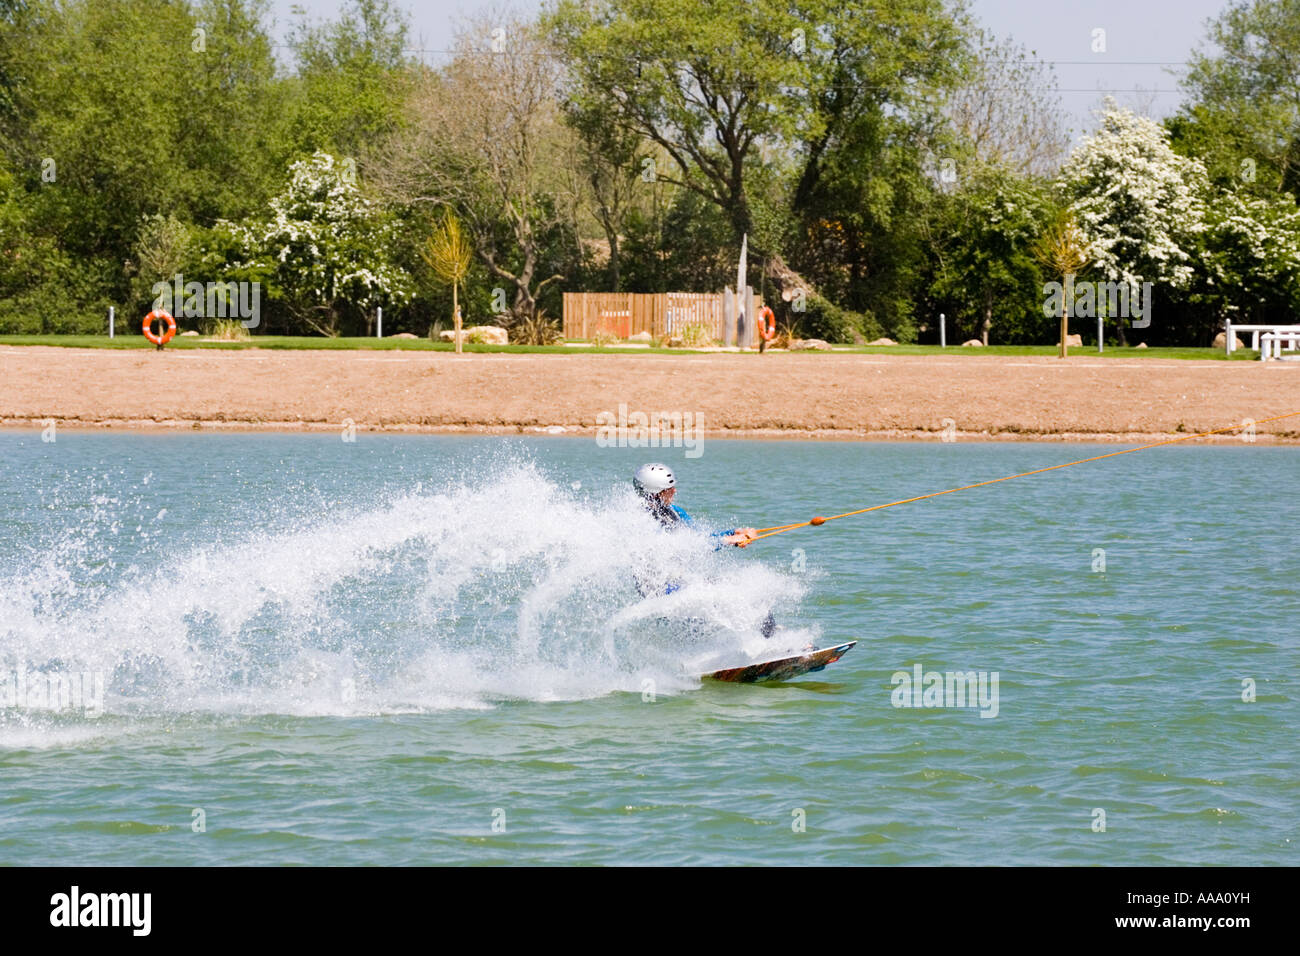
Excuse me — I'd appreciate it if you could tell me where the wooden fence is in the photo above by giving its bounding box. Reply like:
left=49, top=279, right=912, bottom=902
left=563, top=291, right=764, bottom=347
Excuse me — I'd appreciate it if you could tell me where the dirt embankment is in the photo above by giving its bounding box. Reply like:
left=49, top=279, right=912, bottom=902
left=2, top=346, right=1298, bottom=442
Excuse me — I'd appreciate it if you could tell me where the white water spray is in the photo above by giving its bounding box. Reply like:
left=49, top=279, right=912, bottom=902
left=0, top=462, right=814, bottom=726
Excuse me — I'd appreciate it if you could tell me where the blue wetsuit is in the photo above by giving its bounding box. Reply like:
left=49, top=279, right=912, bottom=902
left=641, top=499, right=733, bottom=595
left=657, top=504, right=733, bottom=538
left=638, top=496, right=776, bottom=638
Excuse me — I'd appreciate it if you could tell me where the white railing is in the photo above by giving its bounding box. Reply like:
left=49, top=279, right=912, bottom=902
left=1259, top=330, right=1300, bottom=361
left=1225, top=320, right=1300, bottom=354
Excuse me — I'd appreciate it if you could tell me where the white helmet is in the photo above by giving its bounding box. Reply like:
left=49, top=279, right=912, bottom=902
left=632, top=463, right=676, bottom=496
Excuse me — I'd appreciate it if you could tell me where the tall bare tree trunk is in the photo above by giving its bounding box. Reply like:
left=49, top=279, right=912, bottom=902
left=608, top=232, right=620, bottom=292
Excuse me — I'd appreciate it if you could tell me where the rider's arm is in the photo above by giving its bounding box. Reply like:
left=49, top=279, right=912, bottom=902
left=670, top=502, right=754, bottom=546
left=674, top=506, right=748, bottom=548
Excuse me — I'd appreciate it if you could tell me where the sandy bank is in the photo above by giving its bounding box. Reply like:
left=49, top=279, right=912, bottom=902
left=2, top=346, right=1298, bottom=442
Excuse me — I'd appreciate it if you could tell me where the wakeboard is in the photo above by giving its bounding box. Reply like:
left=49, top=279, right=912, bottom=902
left=705, top=641, right=856, bottom=683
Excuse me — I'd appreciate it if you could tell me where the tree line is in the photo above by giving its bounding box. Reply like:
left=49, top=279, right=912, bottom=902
left=1, top=0, right=1298, bottom=346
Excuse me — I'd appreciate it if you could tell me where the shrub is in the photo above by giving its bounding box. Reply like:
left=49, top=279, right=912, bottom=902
left=510, top=310, right=562, bottom=345
left=679, top=323, right=717, bottom=348
left=0, top=283, right=113, bottom=334
left=792, top=294, right=850, bottom=342
left=792, top=293, right=888, bottom=343
left=204, top=318, right=251, bottom=340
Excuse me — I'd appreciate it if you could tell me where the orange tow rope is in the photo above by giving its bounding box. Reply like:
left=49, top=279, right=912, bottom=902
left=744, top=410, right=1300, bottom=545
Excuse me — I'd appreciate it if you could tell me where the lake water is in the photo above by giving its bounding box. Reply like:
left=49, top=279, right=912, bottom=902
left=0, top=433, right=1295, bottom=864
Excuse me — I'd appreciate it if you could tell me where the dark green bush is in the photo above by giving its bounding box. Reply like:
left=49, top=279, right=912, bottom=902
left=790, top=293, right=894, bottom=343
left=794, top=293, right=854, bottom=342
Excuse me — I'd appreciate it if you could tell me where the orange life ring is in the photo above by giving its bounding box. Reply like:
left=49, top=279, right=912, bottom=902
left=142, top=309, right=176, bottom=346
left=758, top=306, right=776, bottom=341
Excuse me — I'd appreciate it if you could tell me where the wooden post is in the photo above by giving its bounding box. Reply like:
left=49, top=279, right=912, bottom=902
left=728, top=287, right=738, bottom=348
left=1059, top=273, right=1072, bottom=358
left=737, top=286, right=752, bottom=350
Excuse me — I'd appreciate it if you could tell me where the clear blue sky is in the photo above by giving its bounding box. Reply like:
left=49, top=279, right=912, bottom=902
left=269, top=0, right=1231, bottom=136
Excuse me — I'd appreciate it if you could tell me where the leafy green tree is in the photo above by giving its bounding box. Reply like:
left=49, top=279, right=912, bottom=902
left=6, top=0, right=197, bottom=262
left=0, top=0, right=441, bottom=335
left=551, top=0, right=967, bottom=250
left=557, top=100, right=646, bottom=292
left=0, top=0, right=285, bottom=311
left=620, top=188, right=734, bottom=294
left=549, top=0, right=804, bottom=250
left=128, top=213, right=196, bottom=318
left=0, top=161, right=102, bottom=332
left=1171, top=0, right=1300, bottom=195
left=788, top=132, right=928, bottom=339
left=285, top=0, right=412, bottom=159
left=184, top=0, right=290, bottom=223
left=0, top=0, right=33, bottom=140
left=927, top=164, right=1051, bottom=345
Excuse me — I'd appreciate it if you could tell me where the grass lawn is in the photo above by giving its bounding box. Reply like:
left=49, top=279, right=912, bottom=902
left=831, top=343, right=1255, bottom=360
left=0, top=334, right=650, bottom=354
left=0, top=334, right=1255, bottom=360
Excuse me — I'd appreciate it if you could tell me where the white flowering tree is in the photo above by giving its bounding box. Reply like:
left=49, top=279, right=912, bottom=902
left=1198, top=189, right=1300, bottom=323
left=1058, top=101, right=1209, bottom=342
left=219, top=152, right=412, bottom=335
